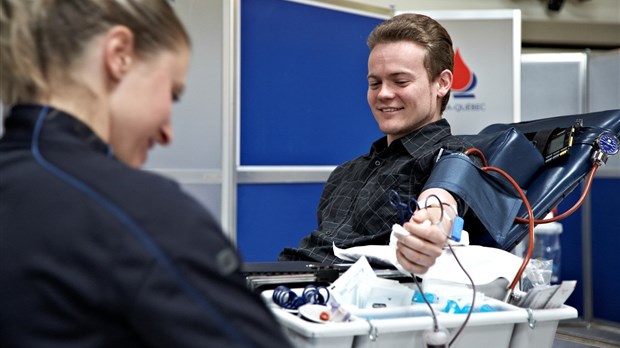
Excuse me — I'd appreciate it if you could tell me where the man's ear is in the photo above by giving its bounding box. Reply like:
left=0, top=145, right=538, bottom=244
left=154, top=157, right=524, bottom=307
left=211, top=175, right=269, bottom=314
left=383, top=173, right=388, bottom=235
left=436, top=69, right=453, bottom=98
left=104, top=26, right=135, bottom=81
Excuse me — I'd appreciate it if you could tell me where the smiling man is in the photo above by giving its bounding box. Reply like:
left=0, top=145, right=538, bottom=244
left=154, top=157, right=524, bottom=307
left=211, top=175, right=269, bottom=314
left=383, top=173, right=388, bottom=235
left=279, top=13, right=477, bottom=275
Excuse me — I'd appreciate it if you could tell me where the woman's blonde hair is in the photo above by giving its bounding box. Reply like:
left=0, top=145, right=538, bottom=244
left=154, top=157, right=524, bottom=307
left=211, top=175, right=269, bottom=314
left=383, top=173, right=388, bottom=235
left=0, top=0, right=190, bottom=107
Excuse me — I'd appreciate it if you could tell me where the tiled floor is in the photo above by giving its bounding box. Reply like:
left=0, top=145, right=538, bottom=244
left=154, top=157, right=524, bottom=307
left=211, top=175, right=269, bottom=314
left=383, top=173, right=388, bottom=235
left=553, top=320, right=620, bottom=348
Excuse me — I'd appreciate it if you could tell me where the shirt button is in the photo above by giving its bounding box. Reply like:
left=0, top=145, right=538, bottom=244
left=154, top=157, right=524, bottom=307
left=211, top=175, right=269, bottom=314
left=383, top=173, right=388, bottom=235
left=374, top=160, right=381, bottom=166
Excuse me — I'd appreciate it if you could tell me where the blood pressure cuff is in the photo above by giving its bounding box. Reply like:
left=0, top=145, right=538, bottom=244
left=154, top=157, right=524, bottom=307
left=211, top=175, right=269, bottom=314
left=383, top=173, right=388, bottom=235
left=422, top=152, right=524, bottom=247
left=463, top=127, right=545, bottom=189
left=423, top=127, right=545, bottom=248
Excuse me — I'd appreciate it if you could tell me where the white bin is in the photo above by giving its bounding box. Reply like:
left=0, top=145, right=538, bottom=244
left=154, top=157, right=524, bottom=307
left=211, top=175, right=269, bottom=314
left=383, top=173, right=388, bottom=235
left=261, top=288, right=572, bottom=348
left=510, top=305, right=578, bottom=348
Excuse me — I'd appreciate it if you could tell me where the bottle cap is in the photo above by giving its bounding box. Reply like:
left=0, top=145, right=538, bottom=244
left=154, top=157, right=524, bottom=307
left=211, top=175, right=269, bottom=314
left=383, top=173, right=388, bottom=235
left=534, top=222, right=563, bottom=235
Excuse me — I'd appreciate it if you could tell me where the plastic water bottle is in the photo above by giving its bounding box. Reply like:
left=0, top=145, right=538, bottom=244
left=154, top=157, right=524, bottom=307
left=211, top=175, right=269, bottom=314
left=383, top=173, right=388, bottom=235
left=532, top=222, right=563, bottom=284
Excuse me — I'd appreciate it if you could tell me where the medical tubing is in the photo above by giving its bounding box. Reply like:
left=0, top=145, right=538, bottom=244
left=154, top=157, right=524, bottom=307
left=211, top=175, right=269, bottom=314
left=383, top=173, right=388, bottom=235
left=464, top=148, right=599, bottom=226
left=465, top=145, right=601, bottom=292
left=463, top=148, right=537, bottom=292
left=481, top=165, right=534, bottom=292
left=413, top=275, right=439, bottom=332
left=412, top=200, right=474, bottom=347
left=514, top=164, right=599, bottom=224
left=31, top=107, right=255, bottom=348
left=302, top=285, right=330, bottom=305
left=432, top=210, right=476, bottom=347
left=272, top=286, right=307, bottom=310
left=446, top=243, right=476, bottom=347
left=463, top=147, right=488, bottom=167
left=423, top=194, right=445, bottom=223
left=410, top=199, right=446, bottom=335
left=272, top=285, right=329, bottom=310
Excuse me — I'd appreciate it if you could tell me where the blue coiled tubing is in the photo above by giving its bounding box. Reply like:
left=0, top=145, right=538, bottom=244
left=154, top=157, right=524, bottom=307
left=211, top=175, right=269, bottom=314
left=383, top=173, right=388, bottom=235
left=272, top=285, right=330, bottom=310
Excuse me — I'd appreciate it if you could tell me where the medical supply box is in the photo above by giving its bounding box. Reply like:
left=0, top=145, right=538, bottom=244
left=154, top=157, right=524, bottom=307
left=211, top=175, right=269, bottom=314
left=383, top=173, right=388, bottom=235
left=262, top=289, right=577, bottom=348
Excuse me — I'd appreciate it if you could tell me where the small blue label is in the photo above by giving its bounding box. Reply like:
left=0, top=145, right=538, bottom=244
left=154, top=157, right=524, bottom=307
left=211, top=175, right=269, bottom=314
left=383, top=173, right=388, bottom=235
left=450, top=216, right=464, bottom=242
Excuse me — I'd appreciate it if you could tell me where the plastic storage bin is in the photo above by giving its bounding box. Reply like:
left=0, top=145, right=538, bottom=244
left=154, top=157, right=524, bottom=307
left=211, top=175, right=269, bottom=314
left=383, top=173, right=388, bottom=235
left=510, top=305, right=578, bottom=348
left=261, top=288, right=577, bottom=348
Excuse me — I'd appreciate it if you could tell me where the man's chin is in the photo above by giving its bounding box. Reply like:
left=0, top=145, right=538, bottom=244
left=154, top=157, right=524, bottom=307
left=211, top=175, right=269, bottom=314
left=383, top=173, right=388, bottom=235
left=379, top=124, right=406, bottom=137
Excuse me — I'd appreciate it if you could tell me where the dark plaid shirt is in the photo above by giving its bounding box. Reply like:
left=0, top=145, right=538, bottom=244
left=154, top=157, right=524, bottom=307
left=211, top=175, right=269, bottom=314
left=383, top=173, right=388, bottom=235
left=279, top=118, right=475, bottom=263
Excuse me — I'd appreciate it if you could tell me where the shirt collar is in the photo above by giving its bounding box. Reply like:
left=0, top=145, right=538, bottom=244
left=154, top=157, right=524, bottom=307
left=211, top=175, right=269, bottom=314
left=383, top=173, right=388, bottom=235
left=6, top=104, right=112, bottom=156
left=368, top=118, right=452, bottom=157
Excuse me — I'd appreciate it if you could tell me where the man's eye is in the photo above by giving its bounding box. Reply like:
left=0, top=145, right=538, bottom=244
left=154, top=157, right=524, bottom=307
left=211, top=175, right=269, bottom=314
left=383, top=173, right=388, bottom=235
left=368, top=81, right=381, bottom=89
left=172, top=93, right=180, bottom=102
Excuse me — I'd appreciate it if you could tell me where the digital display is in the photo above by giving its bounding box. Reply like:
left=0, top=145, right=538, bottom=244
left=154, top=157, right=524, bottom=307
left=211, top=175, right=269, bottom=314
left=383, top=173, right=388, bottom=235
left=544, top=126, right=574, bottom=164
left=547, top=132, right=567, bottom=152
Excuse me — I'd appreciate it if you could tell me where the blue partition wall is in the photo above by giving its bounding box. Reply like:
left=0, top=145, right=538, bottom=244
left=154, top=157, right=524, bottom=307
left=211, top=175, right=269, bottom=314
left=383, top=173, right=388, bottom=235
left=240, top=0, right=383, bottom=166
left=237, top=0, right=383, bottom=262
left=559, top=178, right=620, bottom=323
left=590, top=178, right=620, bottom=322
left=559, top=190, right=584, bottom=315
left=237, top=184, right=324, bottom=262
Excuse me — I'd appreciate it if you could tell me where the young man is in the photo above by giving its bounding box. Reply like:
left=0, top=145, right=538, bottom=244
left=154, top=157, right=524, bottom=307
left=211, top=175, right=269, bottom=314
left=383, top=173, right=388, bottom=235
left=279, top=13, right=475, bottom=276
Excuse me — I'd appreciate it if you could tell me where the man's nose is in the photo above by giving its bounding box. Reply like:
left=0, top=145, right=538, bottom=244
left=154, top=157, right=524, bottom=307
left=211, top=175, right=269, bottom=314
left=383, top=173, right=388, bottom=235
left=377, top=84, right=395, bottom=99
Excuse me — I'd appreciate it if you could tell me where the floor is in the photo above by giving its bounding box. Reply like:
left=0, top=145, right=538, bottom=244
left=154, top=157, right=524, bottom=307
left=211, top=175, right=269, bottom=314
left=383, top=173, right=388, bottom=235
left=553, top=320, right=620, bottom=348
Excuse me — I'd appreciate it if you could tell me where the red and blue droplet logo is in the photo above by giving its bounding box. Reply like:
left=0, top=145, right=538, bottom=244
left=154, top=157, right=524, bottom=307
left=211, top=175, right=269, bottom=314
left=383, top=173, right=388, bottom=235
left=452, top=49, right=476, bottom=99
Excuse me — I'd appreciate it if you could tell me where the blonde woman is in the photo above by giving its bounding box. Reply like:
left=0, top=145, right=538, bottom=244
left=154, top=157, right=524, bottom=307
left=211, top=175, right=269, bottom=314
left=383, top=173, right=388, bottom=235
left=0, top=1, right=289, bottom=347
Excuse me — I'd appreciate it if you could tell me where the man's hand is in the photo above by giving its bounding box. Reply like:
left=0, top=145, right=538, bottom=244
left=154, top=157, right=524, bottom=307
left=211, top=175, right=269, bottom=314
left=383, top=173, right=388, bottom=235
left=395, top=208, right=447, bottom=274
left=394, top=188, right=456, bottom=274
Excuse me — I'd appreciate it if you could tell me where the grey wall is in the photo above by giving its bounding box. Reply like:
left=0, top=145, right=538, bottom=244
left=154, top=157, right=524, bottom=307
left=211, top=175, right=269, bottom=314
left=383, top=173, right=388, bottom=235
left=144, top=0, right=224, bottom=224
left=521, top=51, right=620, bottom=177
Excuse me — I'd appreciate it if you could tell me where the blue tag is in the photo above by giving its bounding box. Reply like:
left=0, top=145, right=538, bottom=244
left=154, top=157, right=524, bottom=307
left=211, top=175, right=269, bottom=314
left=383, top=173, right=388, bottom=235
left=450, top=216, right=464, bottom=242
